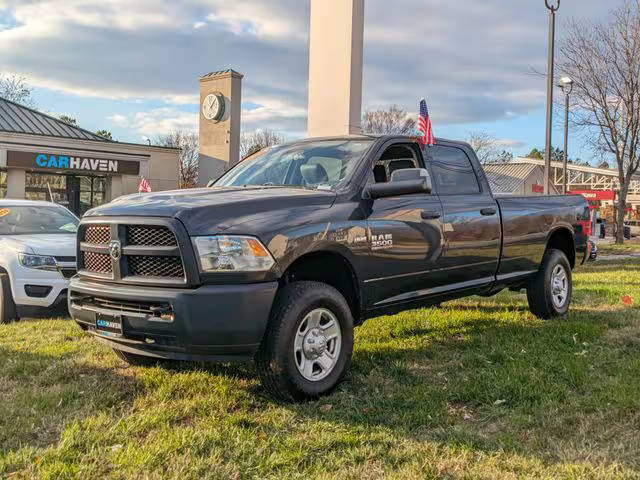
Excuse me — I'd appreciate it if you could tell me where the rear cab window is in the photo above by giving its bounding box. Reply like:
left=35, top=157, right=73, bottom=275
left=427, top=145, right=480, bottom=195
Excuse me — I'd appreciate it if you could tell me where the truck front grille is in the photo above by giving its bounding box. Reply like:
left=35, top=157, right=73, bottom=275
left=84, top=226, right=111, bottom=244
left=128, top=255, right=184, bottom=278
left=82, top=252, right=112, bottom=274
left=78, top=221, right=187, bottom=285
left=127, top=226, right=177, bottom=246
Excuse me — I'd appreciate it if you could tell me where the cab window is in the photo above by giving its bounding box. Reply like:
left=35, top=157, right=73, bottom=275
left=371, top=145, right=420, bottom=184
left=428, top=146, right=480, bottom=195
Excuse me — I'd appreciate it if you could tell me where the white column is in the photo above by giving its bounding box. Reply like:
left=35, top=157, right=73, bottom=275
left=108, top=175, right=123, bottom=201
left=6, top=169, right=25, bottom=199
left=307, top=0, right=365, bottom=137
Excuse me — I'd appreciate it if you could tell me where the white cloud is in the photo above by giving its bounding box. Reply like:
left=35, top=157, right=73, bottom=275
left=109, top=108, right=197, bottom=137
left=3, top=0, right=190, bottom=31
left=496, top=139, right=526, bottom=149
left=242, top=97, right=306, bottom=129
left=107, top=113, right=128, bottom=126
left=202, top=0, right=308, bottom=39
left=0, top=0, right=622, bottom=140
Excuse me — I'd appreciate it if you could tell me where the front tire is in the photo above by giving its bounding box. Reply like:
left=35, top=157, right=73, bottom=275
left=527, top=249, right=572, bottom=319
left=0, top=273, right=17, bottom=324
left=256, top=281, right=354, bottom=401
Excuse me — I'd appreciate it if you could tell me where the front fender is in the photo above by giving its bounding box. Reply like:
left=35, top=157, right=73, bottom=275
left=266, top=221, right=369, bottom=279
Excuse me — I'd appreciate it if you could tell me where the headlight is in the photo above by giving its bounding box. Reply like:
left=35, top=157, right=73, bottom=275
left=192, top=236, right=275, bottom=273
left=18, top=254, right=58, bottom=271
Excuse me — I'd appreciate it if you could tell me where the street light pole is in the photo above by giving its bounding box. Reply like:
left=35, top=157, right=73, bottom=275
left=558, top=76, right=573, bottom=194
left=544, top=0, right=560, bottom=195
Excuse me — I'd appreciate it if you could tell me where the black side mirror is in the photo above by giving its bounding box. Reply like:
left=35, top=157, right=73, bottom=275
left=365, top=168, right=432, bottom=199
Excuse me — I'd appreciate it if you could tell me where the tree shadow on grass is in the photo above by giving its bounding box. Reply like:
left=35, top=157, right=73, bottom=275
left=286, top=307, right=640, bottom=471
left=0, top=346, right=143, bottom=454
left=156, top=357, right=256, bottom=381
left=440, top=303, right=531, bottom=314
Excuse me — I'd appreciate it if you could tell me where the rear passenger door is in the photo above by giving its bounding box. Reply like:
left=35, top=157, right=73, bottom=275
left=426, top=144, right=501, bottom=291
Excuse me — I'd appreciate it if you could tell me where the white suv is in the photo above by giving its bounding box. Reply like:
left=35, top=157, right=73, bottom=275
left=0, top=200, right=78, bottom=323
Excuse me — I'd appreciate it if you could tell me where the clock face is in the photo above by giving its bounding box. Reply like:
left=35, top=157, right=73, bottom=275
left=202, top=93, right=225, bottom=121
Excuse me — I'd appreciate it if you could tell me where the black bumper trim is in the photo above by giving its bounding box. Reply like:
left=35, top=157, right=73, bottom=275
left=69, top=277, right=278, bottom=358
left=92, top=335, right=255, bottom=363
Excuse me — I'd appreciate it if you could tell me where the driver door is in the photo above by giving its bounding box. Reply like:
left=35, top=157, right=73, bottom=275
left=363, top=142, right=446, bottom=309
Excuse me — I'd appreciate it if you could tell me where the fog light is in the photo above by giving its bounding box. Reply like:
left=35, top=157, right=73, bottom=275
left=25, top=285, right=52, bottom=298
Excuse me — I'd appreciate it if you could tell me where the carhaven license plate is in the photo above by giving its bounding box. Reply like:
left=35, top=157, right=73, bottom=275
left=95, top=313, right=123, bottom=337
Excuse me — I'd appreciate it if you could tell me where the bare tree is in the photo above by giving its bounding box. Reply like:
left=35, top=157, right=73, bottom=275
left=494, top=150, right=514, bottom=164
left=0, top=74, right=34, bottom=106
left=362, top=105, right=416, bottom=135
left=154, top=131, right=199, bottom=188
left=240, top=129, right=284, bottom=160
left=95, top=130, right=113, bottom=141
left=58, top=115, right=77, bottom=125
left=560, top=1, right=640, bottom=243
left=467, top=131, right=502, bottom=164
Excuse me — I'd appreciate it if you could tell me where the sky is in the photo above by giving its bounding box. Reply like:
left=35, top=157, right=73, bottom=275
left=0, top=0, right=627, bottom=162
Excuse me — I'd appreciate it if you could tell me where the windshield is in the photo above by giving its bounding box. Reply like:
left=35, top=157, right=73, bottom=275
left=214, top=139, right=373, bottom=190
left=0, top=205, right=78, bottom=235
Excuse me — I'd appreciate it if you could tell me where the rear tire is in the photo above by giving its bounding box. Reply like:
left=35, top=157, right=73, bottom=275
left=256, top=281, right=354, bottom=402
left=0, top=273, right=17, bottom=324
left=527, top=249, right=572, bottom=319
left=112, top=348, right=167, bottom=367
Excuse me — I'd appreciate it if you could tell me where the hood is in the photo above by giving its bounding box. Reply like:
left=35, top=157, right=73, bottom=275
left=0, top=233, right=77, bottom=256
left=85, top=186, right=337, bottom=234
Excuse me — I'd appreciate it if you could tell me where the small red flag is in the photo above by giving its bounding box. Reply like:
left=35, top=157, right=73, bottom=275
left=138, top=177, right=151, bottom=193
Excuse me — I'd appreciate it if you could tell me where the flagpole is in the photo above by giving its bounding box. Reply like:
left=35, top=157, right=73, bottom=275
left=543, top=0, right=560, bottom=195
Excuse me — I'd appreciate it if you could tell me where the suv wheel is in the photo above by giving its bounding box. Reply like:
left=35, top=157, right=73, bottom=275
left=0, top=273, right=17, bottom=324
left=256, top=281, right=354, bottom=401
left=527, top=249, right=572, bottom=319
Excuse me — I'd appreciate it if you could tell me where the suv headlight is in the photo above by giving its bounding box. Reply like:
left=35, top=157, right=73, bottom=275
left=19, top=254, right=58, bottom=271
left=192, top=236, right=275, bottom=273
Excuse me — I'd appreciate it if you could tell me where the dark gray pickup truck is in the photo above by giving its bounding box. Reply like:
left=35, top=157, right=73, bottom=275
left=69, top=135, right=589, bottom=400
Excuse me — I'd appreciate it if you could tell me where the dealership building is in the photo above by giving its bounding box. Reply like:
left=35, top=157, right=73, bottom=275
left=0, top=97, right=179, bottom=216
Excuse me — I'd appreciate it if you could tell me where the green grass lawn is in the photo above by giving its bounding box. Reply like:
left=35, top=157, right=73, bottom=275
left=597, top=241, right=640, bottom=256
left=1, top=260, right=639, bottom=479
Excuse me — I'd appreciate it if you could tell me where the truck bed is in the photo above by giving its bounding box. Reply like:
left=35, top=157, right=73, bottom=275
left=494, top=194, right=589, bottom=281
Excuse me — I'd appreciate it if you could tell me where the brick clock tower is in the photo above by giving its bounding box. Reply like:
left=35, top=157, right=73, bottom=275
left=198, top=69, right=243, bottom=186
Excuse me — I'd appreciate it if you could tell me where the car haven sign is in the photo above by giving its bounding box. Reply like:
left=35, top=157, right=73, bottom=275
left=6, top=150, right=140, bottom=175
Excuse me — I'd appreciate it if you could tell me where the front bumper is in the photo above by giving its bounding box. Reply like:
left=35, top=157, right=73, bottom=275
left=68, top=277, right=279, bottom=361
left=11, top=268, right=71, bottom=308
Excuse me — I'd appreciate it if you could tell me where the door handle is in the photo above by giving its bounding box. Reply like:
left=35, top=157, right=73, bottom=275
left=421, top=210, right=441, bottom=220
left=480, top=208, right=497, bottom=216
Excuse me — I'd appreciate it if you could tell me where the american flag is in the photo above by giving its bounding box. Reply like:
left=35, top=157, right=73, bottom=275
left=418, top=98, right=435, bottom=147
left=138, top=177, right=152, bottom=193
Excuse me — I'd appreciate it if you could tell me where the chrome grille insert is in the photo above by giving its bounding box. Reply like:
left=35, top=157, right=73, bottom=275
left=128, top=255, right=184, bottom=278
left=82, top=252, right=112, bottom=274
left=84, top=226, right=110, bottom=244
left=127, top=226, right=177, bottom=246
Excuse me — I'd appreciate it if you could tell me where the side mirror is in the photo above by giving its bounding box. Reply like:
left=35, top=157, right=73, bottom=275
left=365, top=168, right=432, bottom=199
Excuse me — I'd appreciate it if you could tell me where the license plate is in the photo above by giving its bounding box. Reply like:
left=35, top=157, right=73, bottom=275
left=95, top=313, right=123, bottom=337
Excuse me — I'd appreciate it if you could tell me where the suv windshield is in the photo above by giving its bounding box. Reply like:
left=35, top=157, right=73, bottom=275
left=0, top=205, right=78, bottom=235
left=214, top=139, right=373, bottom=190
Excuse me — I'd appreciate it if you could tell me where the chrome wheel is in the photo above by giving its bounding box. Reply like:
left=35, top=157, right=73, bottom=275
left=293, top=308, right=342, bottom=382
left=550, top=264, right=569, bottom=309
